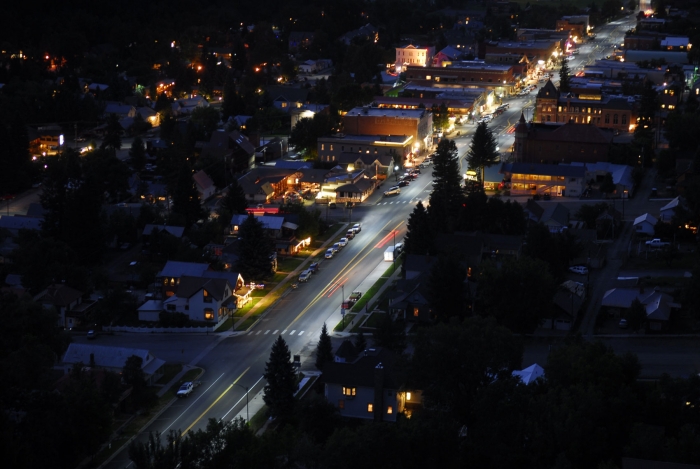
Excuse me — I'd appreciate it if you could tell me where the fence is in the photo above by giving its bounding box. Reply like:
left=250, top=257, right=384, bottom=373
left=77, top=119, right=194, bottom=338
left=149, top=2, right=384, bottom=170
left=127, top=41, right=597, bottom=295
left=105, top=325, right=216, bottom=334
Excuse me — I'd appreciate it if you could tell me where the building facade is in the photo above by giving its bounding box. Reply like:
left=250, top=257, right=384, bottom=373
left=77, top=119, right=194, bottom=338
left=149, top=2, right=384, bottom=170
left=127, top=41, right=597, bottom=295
left=342, top=107, right=432, bottom=153
left=404, top=63, right=516, bottom=96
left=395, top=44, right=435, bottom=72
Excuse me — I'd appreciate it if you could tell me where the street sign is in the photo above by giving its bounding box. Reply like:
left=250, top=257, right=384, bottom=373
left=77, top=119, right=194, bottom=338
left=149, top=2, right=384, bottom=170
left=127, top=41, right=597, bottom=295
left=341, top=308, right=346, bottom=316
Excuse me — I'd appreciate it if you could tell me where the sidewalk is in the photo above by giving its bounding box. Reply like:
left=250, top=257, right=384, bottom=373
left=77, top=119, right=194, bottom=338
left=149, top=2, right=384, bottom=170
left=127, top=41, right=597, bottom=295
left=335, top=259, right=404, bottom=336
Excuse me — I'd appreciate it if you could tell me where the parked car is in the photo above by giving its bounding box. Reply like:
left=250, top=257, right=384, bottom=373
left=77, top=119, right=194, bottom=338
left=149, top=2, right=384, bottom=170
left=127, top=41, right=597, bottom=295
left=384, top=186, right=401, bottom=197
left=352, top=223, right=362, bottom=233
left=177, top=382, right=194, bottom=397
left=339, top=237, right=348, bottom=247
left=569, top=265, right=588, bottom=275
left=309, top=262, right=319, bottom=273
left=331, top=243, right=341, bottom=253
left=329, top=202, right=337, bottom=209
left=298, top=270, right=312, bottom=282
left=87, top=330, right=97, bottom=340
left=325, top=249, right=334, bottom=259
left=618, top=318, right=628, bottom=329
left=345, top=230, right=355, bottom=239
left=398, top=180, right=409, bottom=187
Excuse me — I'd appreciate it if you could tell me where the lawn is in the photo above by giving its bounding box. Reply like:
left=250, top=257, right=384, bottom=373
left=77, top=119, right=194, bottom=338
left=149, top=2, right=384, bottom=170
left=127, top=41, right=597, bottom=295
left=333, top=313, right=356, bottom=332
left=235, top=315, right=260, bottom=331
left=233, top=298, right=262, bottom=317
left=316, top=223, right=345, bottom=243
left=277, top=257, right=304, bottom=272
left=156, top=363, right=183, bottom=385
left=362, top=312, right=386, bottom=328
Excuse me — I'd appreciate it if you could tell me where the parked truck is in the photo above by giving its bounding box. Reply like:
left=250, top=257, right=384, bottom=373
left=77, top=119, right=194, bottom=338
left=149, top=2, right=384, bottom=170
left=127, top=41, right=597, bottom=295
left=645, top=238, right=670, bottom=248
left=341, top=291, right=362, bottom=310
left=383, top=242, right=404, bottom=261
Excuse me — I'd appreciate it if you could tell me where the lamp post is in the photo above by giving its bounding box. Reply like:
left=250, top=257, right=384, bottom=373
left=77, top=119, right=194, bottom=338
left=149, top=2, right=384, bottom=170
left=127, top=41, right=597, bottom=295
left=235, top=383, right=249, bottom=423
left=394, top=165, right=399, bottom=181
left=341, top=284, right=345, bottom=329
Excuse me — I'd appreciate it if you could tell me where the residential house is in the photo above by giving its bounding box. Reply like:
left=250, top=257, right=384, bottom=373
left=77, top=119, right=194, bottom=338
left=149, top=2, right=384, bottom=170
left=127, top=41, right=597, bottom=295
left=138, top=300, right=163, bottom=322
left=200, top=129, right=256, bottom=173
left=395, top=44, right=435, bottom=73
left=596, top=206, right=622, bottom=239
left=432, top=46, right=464, bottom=67
left=34, top=283, right=96, bottom=329
left=659, top=196, right=681, bottom=223
left=162, top=276, right=237, bottom=326
left=142, top=224, right=185, bottom=241
left=541, top=203, right=570, bottom=233
left=104, top=102, right=136, bottom=119
left=580, top=162, right=635, bottom=196
left=434, top=232, right=484, bottom=279
left=230, top=214, right=306, bottom=255
left=322, top=347, right=421, bottom=421
left=512, top=364, right=545, bottom=384
left=193, top=170, right=216, bottom=201
left=389, top=276, right=433, bottom=323
left=339, top=23, right=378, bottom=46
left=633, top=213, right=657, bottom=237
left=602, top=286, right=678, bottom=331
left=62, top=343, right=165, bottom=386
left=265, top=86, right=309, bottom=113
left=545, top=280, right=586, bottom=331
left=157, top=261, right=210, bottom=298
left=334, top=340, right=359, bottom=363
left=334, top=178, right=376, bottom=204
left=481, top=233, right=524, bottom=260
left=171, top=96, right=208, bottom=117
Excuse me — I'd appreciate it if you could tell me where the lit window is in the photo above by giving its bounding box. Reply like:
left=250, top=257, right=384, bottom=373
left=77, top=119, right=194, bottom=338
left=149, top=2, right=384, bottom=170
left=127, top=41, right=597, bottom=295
left=203, top=290, right=212, bottom=303
left=342, top=387, right=356, bottom=396
left=387, top=406, right=393, bottom=414
left=413, top=307, right=419, bottom=317
left=321, top=144, right=325, bottom=151
left=204, top=309, right=214, bottom=320
left=338, top=399, right=345, bottom=409
left=330, top=145, right=333, bottom=151
left=406, top=392, right=412, bottom=401
left=367, top=403, right=374, bottom=413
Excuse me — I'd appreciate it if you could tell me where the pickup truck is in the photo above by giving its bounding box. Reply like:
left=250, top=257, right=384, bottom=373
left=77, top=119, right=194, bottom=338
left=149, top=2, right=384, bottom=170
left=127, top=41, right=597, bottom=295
left=645, top=238, right=670, bottom=248
left=342, top=291, right=362, bottom=310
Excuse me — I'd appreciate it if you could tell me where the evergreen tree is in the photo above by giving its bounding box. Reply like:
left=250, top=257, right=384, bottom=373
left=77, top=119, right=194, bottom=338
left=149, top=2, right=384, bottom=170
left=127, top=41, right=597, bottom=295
left=170, top=162, right=203, bottom=226
left=403, top=201, right=434, bottom=256
left=427, top=254, right=467, bottom=322
left=129, top=136, right=147, bottom=172
left=220, top=178, right=248, bottom=216
left=221, top=72, right=243, bottom=121
left=354, top=330, right=367, bottom=354
left=315, top=323, right=333, bottom=371
left=466, top=122, right=499, bottom=184
left=559, top=55, right=572, bottom=93
left=263, top=335, right=298, bottom=422
left=428, top=139, right=464, bottom=233
left=236, top=214, right=274, bottom=279
left=373, top=313, right=407, bottom=354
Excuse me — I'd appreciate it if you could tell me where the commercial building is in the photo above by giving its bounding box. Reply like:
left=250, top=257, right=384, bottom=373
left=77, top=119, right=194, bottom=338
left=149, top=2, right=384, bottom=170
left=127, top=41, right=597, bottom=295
left=342, top=107, right=432, bottom=153
left=404, top=62, right=517, bottom=97
left=395, top=44, right=435, bottom=73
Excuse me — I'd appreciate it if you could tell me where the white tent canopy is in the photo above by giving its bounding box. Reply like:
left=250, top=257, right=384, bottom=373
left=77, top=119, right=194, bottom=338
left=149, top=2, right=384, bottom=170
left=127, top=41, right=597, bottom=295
left=513, top=363, right=545, bottom=385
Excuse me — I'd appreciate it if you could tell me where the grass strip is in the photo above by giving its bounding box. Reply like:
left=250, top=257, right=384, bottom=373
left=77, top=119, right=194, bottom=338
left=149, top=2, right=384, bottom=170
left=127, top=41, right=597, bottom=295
left=333, top=313, right=357, bottom=332
left=235, top=315, right=259, bottom=331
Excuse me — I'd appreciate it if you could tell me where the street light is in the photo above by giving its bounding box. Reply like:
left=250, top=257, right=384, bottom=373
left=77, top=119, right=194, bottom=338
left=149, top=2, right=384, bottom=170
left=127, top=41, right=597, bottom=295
left=394, top=165, right=399, bottom=181
left=235, top=383, right=249, bottom=423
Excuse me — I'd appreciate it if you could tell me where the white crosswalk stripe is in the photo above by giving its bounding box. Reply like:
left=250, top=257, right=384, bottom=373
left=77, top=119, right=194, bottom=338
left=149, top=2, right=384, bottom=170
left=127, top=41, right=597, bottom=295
left=256, top=330, right=261, bottom=335
left=290, top=330, right=296, bottom=335
left=265, top=330, right=270, bottom=334
left=281, top=330, right=287, bottom=334
left=247, top=331, right=254, bottom=335
left=273, top=330, right=279, bottom=334
left=298, top=331, right=304, bottom=336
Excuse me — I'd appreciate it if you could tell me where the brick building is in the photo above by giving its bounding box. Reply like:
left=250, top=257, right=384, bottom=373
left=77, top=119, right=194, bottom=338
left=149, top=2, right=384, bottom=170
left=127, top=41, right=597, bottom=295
left=404, top=63, right=516, bottom=96
left=512, top=113, right=615, bottom=165
left=535, top=79, right=636, bottom=132
left=480, top=40, right=562, bottom=64
left=342, top=107, right=432, bottom=152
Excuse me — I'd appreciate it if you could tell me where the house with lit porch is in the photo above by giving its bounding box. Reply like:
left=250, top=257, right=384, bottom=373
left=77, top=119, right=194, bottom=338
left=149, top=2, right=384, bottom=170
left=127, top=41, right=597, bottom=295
left=500, top=162, right=586, bottom=198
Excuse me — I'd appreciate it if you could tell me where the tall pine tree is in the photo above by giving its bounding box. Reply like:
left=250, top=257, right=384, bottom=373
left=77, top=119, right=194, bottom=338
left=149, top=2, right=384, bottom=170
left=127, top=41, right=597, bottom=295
left=428, top=138, right=464, bottom=233
left=170, top=162, right=203, bottom=226
left=263, top=335, right=297, bottom=422
left=403, top=201, right=434, bottom=256
left=236, top=214, right=274, bottom=279
left=315, top=323, right=333, bottom=371
left=466, top=122, right=499, bottom=185
left=559, top=56, right=572, bottom=93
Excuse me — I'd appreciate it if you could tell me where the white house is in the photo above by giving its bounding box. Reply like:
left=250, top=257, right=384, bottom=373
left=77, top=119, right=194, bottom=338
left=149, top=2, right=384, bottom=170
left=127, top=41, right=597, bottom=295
left=193, top=170, right=216, bottom=201
left=62, top=343, right=165, bottom=385
left=659, top=196, right=681, bottom=223
left=633, top=213, right=657, bottom=237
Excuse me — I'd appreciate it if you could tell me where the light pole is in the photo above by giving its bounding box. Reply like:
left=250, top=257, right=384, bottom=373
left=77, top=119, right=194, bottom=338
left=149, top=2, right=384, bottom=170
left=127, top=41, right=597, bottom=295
left=235, top=383, right=249, bottom=423
left=394, top=165, right=399, bottom=181
left=341, top=284, right=345, bottom=329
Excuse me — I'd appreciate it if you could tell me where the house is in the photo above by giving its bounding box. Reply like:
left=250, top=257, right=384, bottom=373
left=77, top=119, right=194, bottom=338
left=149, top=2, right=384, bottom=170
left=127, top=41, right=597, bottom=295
left=162, top=276, right=236, bottom=326
left=138, top=300, right=163, bottom=322
left=157, top=261, right=210, bottom=298
left=545, top=280, right=586, bottom=330
left=596, top=206, right=622, bottom=238
left=481, top=233, right=524, bottom=260
left=395, top=44, right=435, bottom=72
left=200, top=129, right=256, bottom=173
left=265, top=86, right=309, bottom=112
left=237, top=167, right=296, bottom=203
left=103, top=102, right=136, bottom=119
left=389, top=276, right=433, bottom=323
left=230, top=214, right=306, bottom=255
left=512, top=364, right=545, bottom=384
left=634, top=213, right=657, bottom=237
left=142, top=224, right=185, bottom=240
left=34, top=283, right=96, bottom=329
left=500, top=162, right=586, bottom=198
left=334, top=340, right=359, bottom=363
left=540, top=203, right=570, bottom=233
left=334, top=178, right=376, bottom=204
left=322, top=347, right=421, bottom=421
left=602, top=286, right=678, bottom=331
left=171, top=96, right=208, bottom=116
left=432, top=45, right=464, bottom=67
left=193, top=170, right=216, bottom=201
left=659, top=196, right=681, bottom=223
left=62, top=343, right=165, bottom=386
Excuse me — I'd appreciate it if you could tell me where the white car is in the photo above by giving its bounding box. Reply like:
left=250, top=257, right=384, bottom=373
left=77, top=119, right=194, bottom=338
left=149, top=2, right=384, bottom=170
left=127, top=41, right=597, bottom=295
left=384, top=186, right=401, bottom=196
left=339, top=238, right=348, bottom=247
left=325, top=249, right=334, bottom=259
left=569, top=265, right=588, bottom=275
left=177, top=382, right=194, bottom=397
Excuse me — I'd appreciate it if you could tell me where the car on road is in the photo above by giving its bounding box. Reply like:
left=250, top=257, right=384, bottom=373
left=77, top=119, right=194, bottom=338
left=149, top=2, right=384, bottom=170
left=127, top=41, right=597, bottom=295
left=339, top=237, right=348, bottom=247
left=618, top=318, right=628, bottom=329
left=177, top=382, right=194, bottom=397
left=298, top=270, right=312, bottom=282
left=308, top=262, right=319, bottom=273
left=325, top=249, right=334, bottom=259
left=398, top=180, right=409, bottom=187
left=352, top=223, right=361, bottom=233
left=345, top=230, right=355, bottom=239
left=87, top=330, right=97, bottom=340
left=384, top=186, right=401, bottom=197
left=331, top=243, right=341, bottom=253
left=569, top=265, right=589, bottom=275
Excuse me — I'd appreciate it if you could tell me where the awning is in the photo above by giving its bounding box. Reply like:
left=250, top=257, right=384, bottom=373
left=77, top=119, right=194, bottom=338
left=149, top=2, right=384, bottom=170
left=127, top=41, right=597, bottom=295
left=282, top=221, right=298, bottom=230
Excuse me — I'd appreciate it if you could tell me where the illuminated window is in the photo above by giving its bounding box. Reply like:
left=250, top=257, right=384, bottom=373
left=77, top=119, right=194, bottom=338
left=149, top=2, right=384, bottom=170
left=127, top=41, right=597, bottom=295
left=406, top=392, right=412, bottom=401
left=387, top=406, right=393, bottom=414
left=367, top=403, right=374, bottom=413
left=413, top=307, right=419, bottom=317
left=203, top=290, right=212, bottom=303
left=342, top=386, right=356, bottom=396
left=204, top=309, right=214, bottom=320
left=338, top=399, right=345, bottom=409
left=330, top=145, right=333, bottom=151
left=321, top=144, right=324, bottom=151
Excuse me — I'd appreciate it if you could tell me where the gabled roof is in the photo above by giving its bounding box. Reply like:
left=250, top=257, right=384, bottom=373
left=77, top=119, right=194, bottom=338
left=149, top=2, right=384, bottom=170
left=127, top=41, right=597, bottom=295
left=230, top=214, right=285, bottom=230
left=541, top=203, right=569, bottom=227
left=335, top=340, right=358, bottom=361
left=660, top=196, right=680, bottom=212
left=525, top=199, right=545, bottom=222
left=193, top=170, right=215, bottom=191
left=158, top=261, right=209, bottom=278
left=266, top=86, right=309, bottom=104
left=602, top=287, right=674, bottom=321
left=35, top=283, right=83, bottom=306
left=177, top=276, right=231, bottom=301
left=104, top=103, right=134, bottom=115
left=335, top=179, right=375, bottom=193
left=142, top=224, right=185, bottom=238
left=512, top=363, right=544, bottom=384
left=633, top=213, right=657, bottom=226
left=322, top=347, right=401, bottom=389
left=537, top=79, right=559, bottom=99
left=237, top=167, right=296, bottom=195
left=63, top=343, right=151, bottom=370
